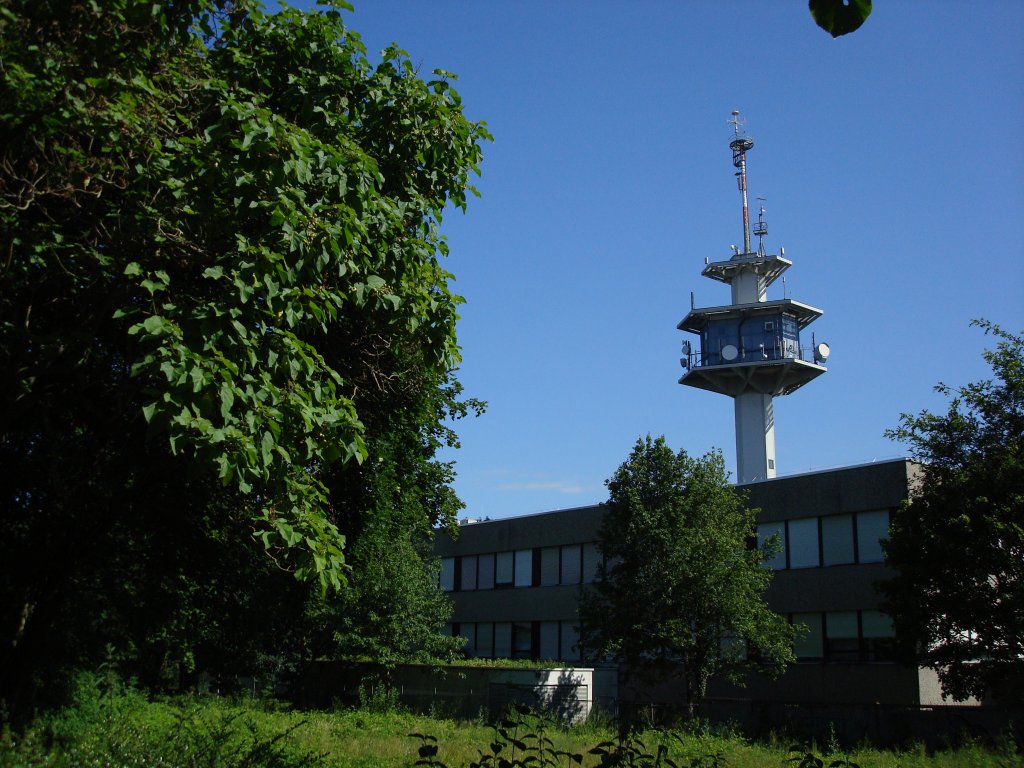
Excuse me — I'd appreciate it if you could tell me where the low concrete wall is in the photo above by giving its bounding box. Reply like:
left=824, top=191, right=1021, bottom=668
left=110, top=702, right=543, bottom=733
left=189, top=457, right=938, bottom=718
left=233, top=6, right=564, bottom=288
left=297, top=662, right=594, bottom=724
left=703, top=698, right=1022, bottom=749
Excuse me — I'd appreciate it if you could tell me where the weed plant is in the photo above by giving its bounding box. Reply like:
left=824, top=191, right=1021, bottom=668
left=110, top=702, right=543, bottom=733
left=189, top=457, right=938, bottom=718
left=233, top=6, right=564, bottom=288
left=1, top=675, right=1018, bottom=768
left=0, top=676, right=318, bottom=768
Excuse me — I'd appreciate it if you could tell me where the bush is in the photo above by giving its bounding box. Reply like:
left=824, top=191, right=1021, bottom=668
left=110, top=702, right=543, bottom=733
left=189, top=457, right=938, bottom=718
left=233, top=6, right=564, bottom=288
left=0, top=674, right=322, bottom=768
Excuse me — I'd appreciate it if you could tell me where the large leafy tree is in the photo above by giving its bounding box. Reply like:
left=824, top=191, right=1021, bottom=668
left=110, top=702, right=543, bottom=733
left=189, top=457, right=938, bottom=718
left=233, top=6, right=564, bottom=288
left=579, top=436, right=795, bottom=715
left=881, top=321, right=1023, bottom=704
left=1, top=0, right=487, bottom=717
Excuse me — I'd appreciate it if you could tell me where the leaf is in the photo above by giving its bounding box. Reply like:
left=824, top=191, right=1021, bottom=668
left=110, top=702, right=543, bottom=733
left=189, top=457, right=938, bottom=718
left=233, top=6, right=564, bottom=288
left=261, top=430, right=275, bottom=468
left=142, top=315, right=166, bottom=334
left=809, top=0, right=871, bottom=38
left=220, top=383, right=235, bottom=420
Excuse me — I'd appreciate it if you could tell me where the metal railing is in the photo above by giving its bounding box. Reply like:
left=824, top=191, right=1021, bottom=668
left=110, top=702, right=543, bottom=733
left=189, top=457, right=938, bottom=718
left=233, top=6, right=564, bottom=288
left=683, top=342, right=820, bottom=370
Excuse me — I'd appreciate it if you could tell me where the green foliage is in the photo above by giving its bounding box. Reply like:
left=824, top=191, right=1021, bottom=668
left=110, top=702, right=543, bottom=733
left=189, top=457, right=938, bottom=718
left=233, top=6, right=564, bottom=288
left=1, top=0, right=487, bottom=720
left=588, top=734, right=685, bottom=768
left=409, top=732, right=448, bottom=767
left=579, top=436, right=796, bottom=711
left=1, top=685, right=1017, bottom=767
left=357, top=679, right=404, bottom=714
left=1, top=0, right=488, bottom=588
left=881, top=321, right=1024, bottom=704
left=786, top=744, right=861, bottom=768
left=414, top=706, right=588, bottom=768
left=0, top=675, right=323, bottom=767
left=414, top=708, right=729, bottom=768
left=316, top=372, right=480, bottom=666
left=809, top=0, right=872, bottom=38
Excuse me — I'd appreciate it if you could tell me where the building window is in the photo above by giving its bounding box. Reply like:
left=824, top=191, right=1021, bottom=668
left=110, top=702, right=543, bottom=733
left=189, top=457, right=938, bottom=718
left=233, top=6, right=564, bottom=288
left=560, top=622, right=580, bottom=662
left=821, top=514, right=855, bottom=566
left=476, top=622, right=495, bottom=659
left=440, top=557, right=455, bottom=592
left=560, top=544, right=582, bottom=585
left=792, top=612, right=824, bottom=659
left=460, top=554, right=478, bottom=591
left=856, top=510, right=890, bottom=563
left=582, top=542, right=602, bottom=583
left=825, top=611, right=861, bottom=662
left=540, top=546, right=560, bottom=586
left=478, top=553, right=495, bottom=589
left=495, top=552, right=514, bottom=588
left=861, top=610, right=897, bottom=661
left=756, top=522, right=786, bottom=570
left=461, top=623, right=477, bottom=656
left=788, top=517, right=820, bottom=568
left=514, top=549, right=533, bottom=588
left=539, top=621, right=559, bottom=660
left=495, top=622, right=512, bottom=658
left=512, top=622, right=534, bottom=659
left=754, top=510, right=893, bottom=571
left=793, top=610, right=897, bottom=663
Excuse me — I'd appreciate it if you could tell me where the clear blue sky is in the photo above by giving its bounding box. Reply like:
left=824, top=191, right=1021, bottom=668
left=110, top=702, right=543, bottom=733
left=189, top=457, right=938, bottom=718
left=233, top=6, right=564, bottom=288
left=298, top=1, right=1023, bottom=520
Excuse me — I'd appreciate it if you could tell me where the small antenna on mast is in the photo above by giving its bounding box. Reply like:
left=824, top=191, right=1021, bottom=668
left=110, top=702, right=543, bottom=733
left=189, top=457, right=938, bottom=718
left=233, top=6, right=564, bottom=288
left=728, top=110, right=754, bottom=255
left=753, top=197, right=768, bottom=256
left=728, top=110, right=743, bottom=137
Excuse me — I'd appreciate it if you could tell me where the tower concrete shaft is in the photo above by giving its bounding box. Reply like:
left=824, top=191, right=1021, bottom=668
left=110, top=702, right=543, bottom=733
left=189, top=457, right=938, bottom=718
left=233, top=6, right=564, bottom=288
left=735, top=392, right=776, bottom=482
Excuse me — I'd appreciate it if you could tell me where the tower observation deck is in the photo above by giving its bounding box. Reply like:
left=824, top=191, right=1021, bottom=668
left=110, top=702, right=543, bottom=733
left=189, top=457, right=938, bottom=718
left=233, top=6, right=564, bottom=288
left=678, top=112, right=829, bottom=483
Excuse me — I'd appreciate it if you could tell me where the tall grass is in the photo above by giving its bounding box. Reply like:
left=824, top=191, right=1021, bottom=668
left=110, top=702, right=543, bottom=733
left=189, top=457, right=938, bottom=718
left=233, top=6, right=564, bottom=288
left=0, top=676, right=1016, bottom=768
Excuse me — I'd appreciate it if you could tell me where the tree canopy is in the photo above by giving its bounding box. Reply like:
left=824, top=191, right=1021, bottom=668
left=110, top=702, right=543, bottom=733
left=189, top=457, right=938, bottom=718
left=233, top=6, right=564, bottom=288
left=1, top=0, right=487, bottom=718
left=579, top=436, right=796, bottom=713
left=881, top=320, right=1023, bottom=704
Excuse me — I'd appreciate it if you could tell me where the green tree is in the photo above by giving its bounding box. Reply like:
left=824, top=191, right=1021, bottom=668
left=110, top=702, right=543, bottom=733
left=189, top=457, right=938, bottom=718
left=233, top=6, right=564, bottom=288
left=579, top=436, right=796, bottom=716
left=881, top=320, right=1023, bottom=704
left=318, top=369, right=482, bottom=666
left=0, top=0, right=487, bottom=718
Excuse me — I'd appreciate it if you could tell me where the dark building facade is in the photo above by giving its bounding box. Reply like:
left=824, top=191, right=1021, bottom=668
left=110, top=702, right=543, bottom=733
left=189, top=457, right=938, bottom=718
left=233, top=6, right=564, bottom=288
left=434, top=458, right=961, bottom=708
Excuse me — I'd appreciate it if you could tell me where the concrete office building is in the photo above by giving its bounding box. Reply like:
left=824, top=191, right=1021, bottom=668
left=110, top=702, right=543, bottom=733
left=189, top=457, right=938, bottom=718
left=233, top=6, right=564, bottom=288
left=435, top=457, right=958, bottom=709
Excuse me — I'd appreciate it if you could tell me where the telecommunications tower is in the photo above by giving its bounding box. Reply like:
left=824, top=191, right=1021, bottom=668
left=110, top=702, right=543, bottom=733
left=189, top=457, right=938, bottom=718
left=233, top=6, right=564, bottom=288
left=678, top=112, right=830, bottom=483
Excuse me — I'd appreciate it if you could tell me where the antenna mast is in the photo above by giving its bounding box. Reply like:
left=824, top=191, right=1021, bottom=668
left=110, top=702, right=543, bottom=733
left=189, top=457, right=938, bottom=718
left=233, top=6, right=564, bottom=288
left=754, top=197, right=768, bottom=257
left=729, top=110, right=754, bottom=255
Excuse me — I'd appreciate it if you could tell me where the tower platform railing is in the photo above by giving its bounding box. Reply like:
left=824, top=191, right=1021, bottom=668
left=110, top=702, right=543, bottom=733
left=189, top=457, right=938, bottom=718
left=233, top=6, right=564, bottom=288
left=684, top=342, right=824, bottom=370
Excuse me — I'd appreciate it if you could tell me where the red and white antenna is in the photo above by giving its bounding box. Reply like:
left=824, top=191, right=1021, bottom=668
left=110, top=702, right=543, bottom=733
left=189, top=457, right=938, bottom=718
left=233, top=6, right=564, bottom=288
left=728, top=110, right=754, bottom=255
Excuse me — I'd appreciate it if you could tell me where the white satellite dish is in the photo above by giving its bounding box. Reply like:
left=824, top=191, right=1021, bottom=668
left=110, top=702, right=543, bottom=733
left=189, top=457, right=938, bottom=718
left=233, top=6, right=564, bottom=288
left=815, top=342, right=831, bottom=363
left=721, top=344, right=738, bottom=361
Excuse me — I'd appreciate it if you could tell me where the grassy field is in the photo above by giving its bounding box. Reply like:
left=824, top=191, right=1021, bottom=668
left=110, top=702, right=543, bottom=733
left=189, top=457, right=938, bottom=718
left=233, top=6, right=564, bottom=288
left=0, top=680, right=1017, bottom=767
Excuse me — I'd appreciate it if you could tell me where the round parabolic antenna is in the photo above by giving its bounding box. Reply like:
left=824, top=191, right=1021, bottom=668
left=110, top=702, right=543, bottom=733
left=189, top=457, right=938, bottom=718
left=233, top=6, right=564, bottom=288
left=721, top=344, right=739, bottom=361
left=816, top=342, right=831, bottom=362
